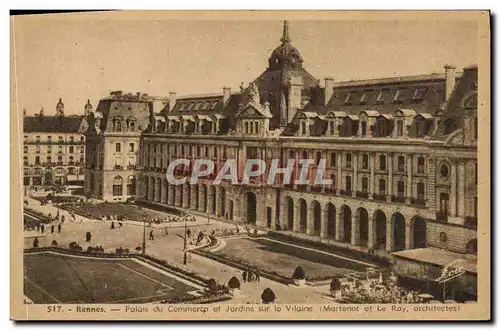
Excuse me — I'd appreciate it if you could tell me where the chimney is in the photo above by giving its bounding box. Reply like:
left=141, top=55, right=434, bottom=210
left=169, top=92, right=177, bottom=112
left=287, top=76, right=303, bottom=125
left=23, top=109, right=26, bottom=116
left=324, top=77, right=335, bottom=106
left=444, top=64, right=456, bottom=101
left=223, top=86, right=231, bottom=107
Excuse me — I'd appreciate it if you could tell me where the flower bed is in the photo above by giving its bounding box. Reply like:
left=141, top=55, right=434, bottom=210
left=135, top=200, right=185, bottom=216
left=267, top=231, right=392, bottom=266
left=24, top=208, right=54, bottom=224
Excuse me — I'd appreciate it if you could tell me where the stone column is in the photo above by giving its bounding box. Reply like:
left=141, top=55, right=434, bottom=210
left=405, top=222, right=412, bottom=250
left=207, top=187, right=213, bottom=214
left=337, top=152, right=342, bottom=195
left=406, top=154, right=413, bottom=205
left=190, top=185, right=197, bottom=210
left=352, top=153, right=358, bottom=197
left=386, top=218, right=393, bottom=252
left=306, top=206, right=314, bottom=236
left=335, top=211, right=342, bottom=241
left=351, top=215, right=359, bottom=246
left=197, top=185, right=204, bottom=212
left=293, top=204, right=300, bottom=232
left=320, top=210, right=328, bottom=239
left=450, top=162, right=457, bottom=217
left=367, top=219, right=375, bottom=249
left=182, top=185, right=189, bottom=209
left=168, top=184, right=174, bottom=205
left=175, top=185, right=182, bottom=207
left=215, top=187, right=221, bottom=217
left=386, top=153, right=393, bottom=202
left=369, top=153, right=375, bottom=199
left=458, top=161, right=466, bottom=217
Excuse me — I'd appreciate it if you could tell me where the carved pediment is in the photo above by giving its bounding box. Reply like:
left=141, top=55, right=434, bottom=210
left=235, top=103, right=272, bottom=119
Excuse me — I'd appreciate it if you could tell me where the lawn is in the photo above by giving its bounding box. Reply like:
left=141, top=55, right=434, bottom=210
left=62, top=203, right=166, bottom=222
left=212, top=237, right=374, bottom=281
left=24, top=252, right=201, bottom=304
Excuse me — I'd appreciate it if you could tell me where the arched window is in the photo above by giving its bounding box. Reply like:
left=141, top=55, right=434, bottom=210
left=127, top=175, right=136, bottom=195
left=112, top=175, right=123, bottom=196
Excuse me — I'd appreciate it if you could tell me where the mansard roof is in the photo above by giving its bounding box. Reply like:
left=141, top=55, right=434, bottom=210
left=23, top=116, right=83, bottom=133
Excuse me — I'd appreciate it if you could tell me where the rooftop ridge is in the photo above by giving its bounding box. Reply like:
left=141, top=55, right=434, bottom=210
left=334, top=71, right=464, bottom=87
left=176, top=91, right=241, bottom=100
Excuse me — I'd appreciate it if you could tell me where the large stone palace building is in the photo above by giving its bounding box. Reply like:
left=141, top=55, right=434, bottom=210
left=23, top=98, right=91, bottom=188
left=84, top=21, right=478, bottom=297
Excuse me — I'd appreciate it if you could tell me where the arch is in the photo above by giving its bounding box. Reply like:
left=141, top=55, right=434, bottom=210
left=298, top=198, right=307, bottom=233
left=219, top=186, right=226, bottom=218
left=466, top=238, right=477, bottom=255
left=284, top=196, right=294, bottom=231
left=411, top=216, right=427, bottom=249
left=391, top=212, right=406, bottom=251
left=311, top=200, right=321, bottom=236
left=373, top=210, right=387, bottom=250
left=192, top=184, right=198, bottom=209
left=245, top=191, right=257, bottom=224
left=228, top=200, right=234, bottom=220
left=339, top=205, right=352, bottom=242
left=143, top=176, right=148, bottom=199
left=355, top=207, right=369, bottom=247
left=324, top=203, right=336, bottom=238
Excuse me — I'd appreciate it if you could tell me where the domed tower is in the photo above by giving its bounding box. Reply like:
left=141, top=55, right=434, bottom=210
left=268, top=20, right=304, bottom=70
left=252, top=20, right=319, bottom=129
left=56, top=98, right=64, bottom=116
left=84, top=99, right=93, bottom=116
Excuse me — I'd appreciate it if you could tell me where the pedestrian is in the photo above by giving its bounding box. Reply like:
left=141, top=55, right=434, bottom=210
left=118, top=222, right=123, bottom=228
left=61, top=215, right=65, bottom=223
left=57, top=223, right=61, bottom=233
left=50, top=225, right=54, bottom=234
left=187, top=228, right=191, bottom=238
left=164, top=226, right=169, bottom=236
left=247, top=271, right=253, bottom=283
left=86, top=231, right=91, bottom=242
left=111, top=221, right=115, bottom=230
left=33, top=237, right=39, bottom=248
left=255, top=272, right=260, bottom=282
left=36, top=223, right=40, bottom=232
left=149, top=230, right=154, bottom=240
left=242, top=271, right=247, bottom=283
left=40, top=224, right=45, bottom=234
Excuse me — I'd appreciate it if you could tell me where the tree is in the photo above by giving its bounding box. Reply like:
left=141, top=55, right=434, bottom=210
left=207, top=279, right=218, bottom=293
left=261, top=288, right=276, bottom=304
left=228, top=276, right=241, bottom=290
left=330, top=278, right=341, bottom=293
left=292, top=266, right=305, bottom=280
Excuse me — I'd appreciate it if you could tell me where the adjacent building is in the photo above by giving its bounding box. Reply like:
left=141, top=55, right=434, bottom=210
left=85, top=21, right=479, bottom=299
left=23, top=99, right=90, bottom=188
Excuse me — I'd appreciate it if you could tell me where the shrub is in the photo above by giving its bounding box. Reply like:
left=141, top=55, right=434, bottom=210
left=207, top=279, right=218, bottom=293
left=51, top=240, right=58, bottom=247
left=69, top=241, right=79, bottom=249
left=261, top=288, right=275, bottom=304
left=330, top=278, right=341, bottom=292
left=228, top=276, right=241, bottom=290
left=292, top=266, right=305, bottom=280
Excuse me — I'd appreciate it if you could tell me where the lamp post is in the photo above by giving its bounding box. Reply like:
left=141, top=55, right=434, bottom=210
left=183, top=214, right=188, bottom=265
left=142, top=216, right=146, bottom=255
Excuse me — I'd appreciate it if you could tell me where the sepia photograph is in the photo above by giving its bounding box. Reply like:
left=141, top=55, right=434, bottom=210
left=10, top=10, right=490, bottom=321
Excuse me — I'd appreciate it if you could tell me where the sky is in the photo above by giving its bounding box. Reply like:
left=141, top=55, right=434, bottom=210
left=12, top=12, right=479, bottom=116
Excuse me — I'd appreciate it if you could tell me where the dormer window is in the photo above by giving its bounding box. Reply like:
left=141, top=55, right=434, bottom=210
left=329, top=121, right=335, bottom=135
left=361, top=121, right=367, bottom=136
left=344, top=92, right=353, bottom=105
left=396, top=121, right=404, bottom=136
left=210, top=102, right=217, bottom=110
left=412, top=87, right=427, bottom=102
left=375, top=90, right=386, bottom=104
left=301, top=122, right=307, bottom=134
left=393, top=88, right=405, bottom=103
left=359, top=91, right=371, bottom=105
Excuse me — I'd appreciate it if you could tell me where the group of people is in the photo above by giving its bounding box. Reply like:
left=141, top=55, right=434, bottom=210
left=336, top=273, right=426, bottom=304
left=33, top=222, right=62, bottom=235
left=242, top=270, right=261, bottom=283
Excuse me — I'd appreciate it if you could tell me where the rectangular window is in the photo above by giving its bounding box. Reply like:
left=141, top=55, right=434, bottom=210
left=345, top=176, right=352, bottom=192
left=330, top=152, right=337, bottom=167
left=375, top=90, right=385, bottom=104
left=359, top=91, right=370, bottom=105
left=24, top=146, right=28, bottom=154
left=412, top=87, right=427, bottom=102
left=80, top=146, right=84, bottom=153
left=393, top=88, right=405, bottom=103
left=70, top=136, right=74, bottom=143
left=362, top=177, right=368, bottom=193
left=329, top=122, right=335, bottom=135
left=69, top=146, right=74, bottom=153
left=397, top=121, right=404, bottom=136
left=361, top=122, right=367, bottom=136
left=58, top=136, right=63, bottom=143
left=35, top=156, right=40, bottom=164
left=301, top=122, right=306, bottom=134
left=129, top=143, right=135, bottom=152
left=58, top=146, right=63, bottom=153
left=346, top=153, right=352, bottom=168
left=115, top=143, right=121, bottom=153
left=344, top=92, right=353, bottom=105
left=397, top=156, right=405, bottom=172
left=315, top=152, right=321, bottom=165
left=214, top=147, right=218, bottom=158
left=113, top=184, right=123, bottom=196
left=417, top=182, right=425, bottom=200
left=36, top=145, right=40, bottom=153
left=362, top=154, right=368, bottom=169
left=35, top=136, right=40, bottom=143
left=379, top=179, right=386, bottom=195
left=47, top=136, right=52, bottom=143
left=417, top=157, right=425, bottom=173
left=397, top=180, right=405, bottom=198
left=196, top=146, right=201, bottom=157
left=379, top=155, right=386, bottom=170
left=205, top=146, right=209, bottom=157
